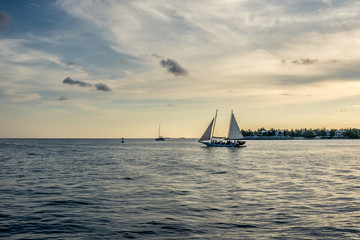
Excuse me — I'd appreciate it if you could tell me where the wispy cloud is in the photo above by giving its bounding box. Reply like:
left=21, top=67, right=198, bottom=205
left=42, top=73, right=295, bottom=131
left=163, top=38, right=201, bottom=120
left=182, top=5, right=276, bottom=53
left=292, top=58, right=318, bottom=65
left=160, top=59, right=188, bottom=76
left=3, top=88, right=41, bottom=103
left=0, top=11, right=11, bottom=27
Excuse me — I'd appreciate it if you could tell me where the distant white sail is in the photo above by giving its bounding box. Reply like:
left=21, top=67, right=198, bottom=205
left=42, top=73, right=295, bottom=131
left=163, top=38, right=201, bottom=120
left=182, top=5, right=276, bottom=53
left=227, top=112, right=243, bottom=140
left=198, top=118, right=214, bottom=142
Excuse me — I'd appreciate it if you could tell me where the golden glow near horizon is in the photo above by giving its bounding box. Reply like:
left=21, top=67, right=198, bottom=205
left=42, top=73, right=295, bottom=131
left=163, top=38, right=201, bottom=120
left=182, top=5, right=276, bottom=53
left=1, top=1, right=360, bottom=138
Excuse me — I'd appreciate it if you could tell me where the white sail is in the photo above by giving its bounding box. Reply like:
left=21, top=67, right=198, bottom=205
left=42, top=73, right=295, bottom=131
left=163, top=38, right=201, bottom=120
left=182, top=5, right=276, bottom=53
left=198, top=118, right=214, bottom=142
left=227, top=112, right=243, bottom=140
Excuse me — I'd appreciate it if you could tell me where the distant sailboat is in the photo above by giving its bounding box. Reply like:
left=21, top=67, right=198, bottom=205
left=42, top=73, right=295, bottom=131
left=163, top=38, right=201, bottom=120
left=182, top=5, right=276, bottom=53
left=198, top=110, right=246, bottom=147
left=155, top=124, right=165, bottom=141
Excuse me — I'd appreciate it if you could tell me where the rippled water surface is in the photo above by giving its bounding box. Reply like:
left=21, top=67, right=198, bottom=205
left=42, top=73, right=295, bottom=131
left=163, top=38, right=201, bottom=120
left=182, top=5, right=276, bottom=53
left=1, top=139, right=359, bottom=239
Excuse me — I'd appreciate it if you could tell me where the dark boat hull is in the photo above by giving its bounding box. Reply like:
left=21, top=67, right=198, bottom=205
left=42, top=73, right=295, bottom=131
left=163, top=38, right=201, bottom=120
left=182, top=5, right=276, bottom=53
left=200, top=141, right=246, bottom=147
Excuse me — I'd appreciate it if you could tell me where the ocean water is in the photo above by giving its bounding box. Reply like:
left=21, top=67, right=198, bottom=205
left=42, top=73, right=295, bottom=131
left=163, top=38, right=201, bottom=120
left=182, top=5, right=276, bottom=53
left=0, top=138, right=359, bottom=240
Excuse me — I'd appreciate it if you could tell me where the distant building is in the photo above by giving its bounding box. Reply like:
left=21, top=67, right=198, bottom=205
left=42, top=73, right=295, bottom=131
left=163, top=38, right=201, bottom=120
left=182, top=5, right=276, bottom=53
left=326, top=130, right=331, bottom=138
left=275, top=130, right=284, bottom=137
left=258, top=130, right=267, bottom=136
left=334, top=129, right=345, bottom=138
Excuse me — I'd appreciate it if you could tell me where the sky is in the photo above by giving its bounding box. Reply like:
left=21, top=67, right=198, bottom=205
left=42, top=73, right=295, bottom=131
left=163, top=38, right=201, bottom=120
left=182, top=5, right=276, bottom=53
left=1, top=0, right=360, bottom=138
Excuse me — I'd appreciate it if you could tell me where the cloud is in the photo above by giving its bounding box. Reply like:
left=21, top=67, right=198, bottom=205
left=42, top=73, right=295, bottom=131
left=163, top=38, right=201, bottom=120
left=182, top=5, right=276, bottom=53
left=94, top=83, right=111, bottom=92
left=5, top=1, right=360, bottom=104
left=58, top=95, right=67, bottom=101
left=4, top=90, right=41, bottom=103
left=151, top=53, right=162, bottom=58
left=62, top=77, right=111, bottom=92
left=56, top=0, right=360, bottom=67
left=63, top=77, right=92, bottom=87
left=292, top=58, right=318, bottom=65
left=160, top=59, right=189, bottom=76
left=0, top=11, right=11, bottom=27
left=121, top=58, right=128, bottom=65
left=278, top=60, right=360, bottom=86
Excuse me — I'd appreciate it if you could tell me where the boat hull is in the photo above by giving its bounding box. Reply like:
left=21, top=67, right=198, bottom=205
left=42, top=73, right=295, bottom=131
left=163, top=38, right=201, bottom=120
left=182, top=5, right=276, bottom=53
left=200, top=141, right=246, bottom=148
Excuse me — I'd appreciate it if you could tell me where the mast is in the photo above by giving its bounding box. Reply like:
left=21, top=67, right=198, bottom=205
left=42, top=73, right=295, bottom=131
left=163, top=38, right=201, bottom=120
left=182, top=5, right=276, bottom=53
left=211, top=109, right=218, bottom=139
left=158, top=124, right=161, bottom=137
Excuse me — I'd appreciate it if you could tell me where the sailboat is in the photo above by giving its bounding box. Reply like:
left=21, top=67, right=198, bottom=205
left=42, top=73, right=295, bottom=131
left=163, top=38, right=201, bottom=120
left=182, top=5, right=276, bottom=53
left=155, top=124, right=165, bottom=141
left=198, top=110, right=246, bottom=147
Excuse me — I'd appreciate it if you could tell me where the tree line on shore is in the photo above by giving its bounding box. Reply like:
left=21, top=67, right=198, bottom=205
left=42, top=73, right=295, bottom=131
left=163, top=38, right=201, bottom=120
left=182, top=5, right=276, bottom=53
left=241, top=128, right=360, bottom=139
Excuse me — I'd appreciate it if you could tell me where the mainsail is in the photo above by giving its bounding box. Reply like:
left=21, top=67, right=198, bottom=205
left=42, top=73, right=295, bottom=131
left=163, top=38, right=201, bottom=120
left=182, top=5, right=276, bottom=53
left=227, top=111, right=243, bottom=140
left=198, top=118, right=214, bottom=142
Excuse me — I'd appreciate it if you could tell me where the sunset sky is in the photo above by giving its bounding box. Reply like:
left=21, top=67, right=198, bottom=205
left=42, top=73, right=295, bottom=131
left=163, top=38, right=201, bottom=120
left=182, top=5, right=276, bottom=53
left=1, top=0, right=360, bottom=138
